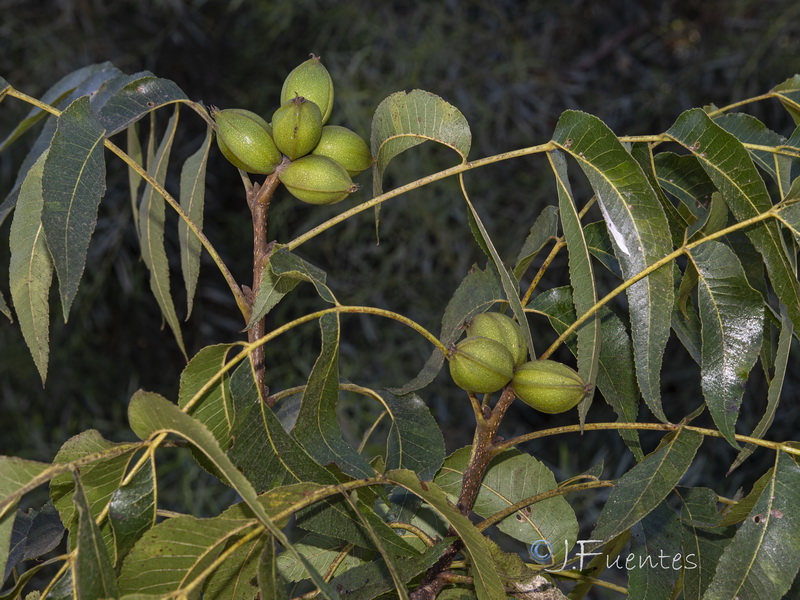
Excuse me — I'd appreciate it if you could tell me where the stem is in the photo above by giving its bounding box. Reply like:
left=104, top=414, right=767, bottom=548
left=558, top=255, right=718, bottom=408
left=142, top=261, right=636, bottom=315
left=496, top=421, right=800, bottom=456
left=521, top=240, right=565, bottom=307
left=247, top=173, right=281, bottom=405
left=286, top=142, right=557, bottom=251
left=411, top=387, right=518, bottom=600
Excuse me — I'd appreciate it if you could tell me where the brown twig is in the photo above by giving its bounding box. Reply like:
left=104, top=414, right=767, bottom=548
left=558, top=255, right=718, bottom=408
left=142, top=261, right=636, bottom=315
left=411, top=387, right=517, bottom=599
left=246, top=171, right=281, bottom=405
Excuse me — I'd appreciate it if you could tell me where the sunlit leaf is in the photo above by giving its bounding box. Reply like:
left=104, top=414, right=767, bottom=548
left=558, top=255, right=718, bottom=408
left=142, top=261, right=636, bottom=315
left=688, top=241, right=764, bottom=448
left=41, top=96, right=106, bottom=320
left=138, top=105, right=186, bottom=357
left=8, top=151, right=52, bottom=382
left=179, top=128, right=212, bottom=318
left=434, top=448, right=578, bottom=566
left=592, top=428, right=703, bottom=541
left=554, top=110, right=674, bottom=422
left=276, top=534, right=366, bottom=583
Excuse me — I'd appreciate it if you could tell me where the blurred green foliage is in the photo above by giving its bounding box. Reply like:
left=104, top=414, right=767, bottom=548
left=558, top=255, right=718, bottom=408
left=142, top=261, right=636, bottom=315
left=1, top=0, right=798, bottom=543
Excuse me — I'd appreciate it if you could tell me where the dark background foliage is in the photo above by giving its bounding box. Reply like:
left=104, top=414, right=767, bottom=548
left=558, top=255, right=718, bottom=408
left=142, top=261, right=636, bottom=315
left=1, top=0, right=799, bottom=533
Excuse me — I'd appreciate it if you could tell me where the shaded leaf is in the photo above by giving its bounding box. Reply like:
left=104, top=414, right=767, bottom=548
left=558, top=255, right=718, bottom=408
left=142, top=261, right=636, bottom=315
left=377, top=390, right=445, bottom=481
left=434, top=448, right=578, bottom=566
left=277, top=533, right=366, bottom=583
left=138, top=106, right=186, bottom=357
left=179, top=127, right=212, bottom=318
left=392, top=264, right=501, bottom=395
left=530, top=287, right=642, bottom=460
left=385, top=470, right=505, bottom=600
left=9, top=151, right=52, bottom=382
left=688, top=241, right=764, bottom=448
left=584, top=220, right=621, bottom=277
left=548, top=149, right=599, bottom=422
left=554, top=110, right=674, bottom=422
left=326, top=540, right=449, bottom=600
left=772, top=74, right=800, bottom=124
left=0, top=292, right=10, bottom=322
left=256, top=536, right=287, bottom=600
left=294, top=312, right=374, bottom=479
left=654, top=152, right=717, bottom=218
left=21, top=501, right=64, bottom=561
left=703, top=451, right=800, bottom=599
left=127, top=123, right=143, bottom=236
left=41, top=96, right=106, bottom=320
left=108, top=453, right=156, bottom=565
left=714, top=113, right=786, bottom=184
left=627, top=502, right=681, bottom=600
left=72, top=473, right=118, bottom=600
left=592, top=428, right=703, bottom=541
left=96, top=73, right=190, bottom=136
left=667, top=108, right=800, bottom=332
left=513, top=205, right=559, bottom=280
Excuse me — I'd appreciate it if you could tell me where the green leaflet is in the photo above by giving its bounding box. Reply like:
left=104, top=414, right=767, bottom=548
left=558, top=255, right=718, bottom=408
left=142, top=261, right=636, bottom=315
left=702, top=451, right=800, bottom=599
left=72, top=474, right=118, bottom=600
left=553, top=110, right=673, bottom=422
left=548, top=149, right=599, bottom=424
left=179, top=127, right=212, bottom=318
left=108, top=453, right=156, bottom=565
left=294, top=312, right=374, bottom=479
left=138, top=105, right=186, bottom=358
left=513, top=205, right=559, bottom=280
left=8, top=151, right=52, bottom=382
left=592, top=428, right=703, bottom=542
left=41, top=96, right=106, bottom=320
left=688, top=241, right=764, bottom=448
left=667, top=108, right=800, bottom=333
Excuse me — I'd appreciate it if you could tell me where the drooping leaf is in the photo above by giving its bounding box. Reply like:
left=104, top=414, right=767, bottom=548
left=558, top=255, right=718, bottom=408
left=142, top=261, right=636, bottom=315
left=127, top=123, right=143, bottom=236
left=667, top=108, right=800, bottom=332
left=138, top=105, right=186, bottom=357
left=179, top=128, right=212, bottom=318
left=4, top=509, right=33, bottom=585
left=717, top=468, right=774, bottom=528
left=178, top=344, right=235, bottom=451
left=72, top=473, right=118, bottom=600
left=627, top=502, right=682, bottom=600
left=375, top=390, right=445, bottom=480
left=95, top=73, right=190, bottom=136
left=117, top=514, right=254, bottom=597
left=247, top=247, right=335, bottom=329
left=392, top=264, right=501, bottom=395
left=9, top=151, right=52, bottom=382
left=256, top=536, right=287, bottom=600
left=529, top=287, right=642, bottom=460
left=688, top=241, right=764, bottom=448
left=553, top=110, right=674, bottom=422
left=21, top=501, right=64, bottom=561
left=461, top=184, right=536, bottom=360
left=371, top=89, right=471, bottom=198
left=108, top=453, right=156, bottom=565
left=513, top=205, right=559, bottom=280
left=434, top=448, right=578, bottom=566
left=294, top=312, right=374, bottom=479
left=703, top=451, right=800, bottom=599
left=41, top=96, right=106, bottom=320
left=385, top=470, right=506, bottom=600
left=0, top=63, right=116, bottom=151
left=127, top=391, right=339, bottom=598
left=548, top=149, right=599, bottom=422
left=0, top=292, right=10, bottom=322
left=730, top=309, right=792, bottom=472
left=592, top=428, right=703, bottom=541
